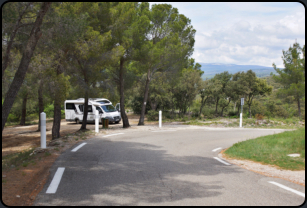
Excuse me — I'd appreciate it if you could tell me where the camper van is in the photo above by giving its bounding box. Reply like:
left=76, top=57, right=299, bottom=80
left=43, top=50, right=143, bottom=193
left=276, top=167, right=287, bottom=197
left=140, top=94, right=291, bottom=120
left=64, top=98, right=121, bottom=124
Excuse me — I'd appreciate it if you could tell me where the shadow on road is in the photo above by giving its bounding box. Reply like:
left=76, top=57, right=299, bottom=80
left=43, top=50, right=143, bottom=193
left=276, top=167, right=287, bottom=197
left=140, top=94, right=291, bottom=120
left=35, top=138, right=243, bottom=205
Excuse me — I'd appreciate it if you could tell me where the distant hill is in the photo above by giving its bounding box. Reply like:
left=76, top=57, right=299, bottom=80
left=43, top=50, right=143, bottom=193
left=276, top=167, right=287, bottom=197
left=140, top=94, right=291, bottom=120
left=199, top=63, right=277, bottom=80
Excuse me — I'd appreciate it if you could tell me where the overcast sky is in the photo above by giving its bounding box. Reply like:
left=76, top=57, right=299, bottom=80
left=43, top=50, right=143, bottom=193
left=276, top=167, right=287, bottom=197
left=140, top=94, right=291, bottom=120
left=149, top=2, right=305, bottom=67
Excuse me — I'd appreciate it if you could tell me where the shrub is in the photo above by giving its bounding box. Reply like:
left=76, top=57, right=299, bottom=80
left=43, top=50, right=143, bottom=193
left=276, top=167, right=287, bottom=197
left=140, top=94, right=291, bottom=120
left=147, top=110, right=159, bottom=121
left=228, top=110, right=237, bottom=117
left=191, top=112, right=199, bottom=118
left=131, top=96, right=151, bottom=114
left=255, top=114, right=264, bottom=120
left=44, top=103, right=54, bottom=118
left=206, top=114, right=214, bottom=119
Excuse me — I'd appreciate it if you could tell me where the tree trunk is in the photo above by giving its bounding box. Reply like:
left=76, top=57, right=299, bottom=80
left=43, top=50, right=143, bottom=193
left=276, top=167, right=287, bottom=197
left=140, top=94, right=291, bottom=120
left=148, top=96, right=157, bottom=111
left=37, top=79, right=44, bottom=131
left=138, top=69, right=151, bottom=125
left=52, top=64, right=65, bottom=139
left=199, top=97, right=209, bottom=116
left=215, top=98, right=219, bottom=115
left=249, top=104, right=252, bottom=118
left=52, top=99, right=62, bottom=139
left=297, top=97, right=301, bottom=118
left=234, top=101, right=236, bottom=111
left=119, top=58, right=130, bottom=128
left=19, top=94, right=28, bottom=125
left=80, top=90, right=89, bottom=130
left=2, top=2, right=33, bottom=78
left=220, top=99, right=231, bottom=117
left=2, top=2, right=51, bottom=132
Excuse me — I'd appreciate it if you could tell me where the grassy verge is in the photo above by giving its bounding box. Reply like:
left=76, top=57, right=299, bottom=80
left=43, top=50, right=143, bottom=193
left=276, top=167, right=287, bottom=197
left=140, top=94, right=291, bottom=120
left=2, top=130, right=95, bottom=171
left=2, top=148, right=51, bottom=171
left=224, top=128, right=305, bottom=170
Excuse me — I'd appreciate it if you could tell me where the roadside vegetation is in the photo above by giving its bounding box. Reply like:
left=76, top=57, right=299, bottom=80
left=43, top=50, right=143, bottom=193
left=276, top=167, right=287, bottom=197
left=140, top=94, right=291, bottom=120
left=223, top=128, right=305, bottom=170
left=2, top=130, right=95, bottom=172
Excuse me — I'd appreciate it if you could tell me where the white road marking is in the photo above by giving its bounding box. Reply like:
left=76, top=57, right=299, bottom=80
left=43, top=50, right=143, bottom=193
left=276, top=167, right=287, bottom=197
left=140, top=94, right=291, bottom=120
left=151, top=130, right=177, bottom=132
left=213, top=157, right=231, bottom=165
left=268, top=181, right=305, bottom=197
left=46, top=167, right=65, bottom=194
left=212, top=147, right=222, bottom=152
left=103, top=133, right=124, bottom=137
left=71, top=142, right=87, bottom=152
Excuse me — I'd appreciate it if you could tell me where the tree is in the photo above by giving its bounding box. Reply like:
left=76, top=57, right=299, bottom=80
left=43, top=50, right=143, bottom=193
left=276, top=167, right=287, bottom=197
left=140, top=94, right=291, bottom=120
left=2, top=2, right=36, bottom=78
left=233, top=70, right=272, bottom=118
left=69, top=27, right=121, bottom=130
left=173, top=68, right=202, bottom=116
left=137, top=4, right=196, bottom=125
left=272, top=42, right=305, bottom=118
left=108, top=2, right=143, bottom=128
left=2, top=2, right=52, bottom=132
left=211, top=71, right=232, bottom=115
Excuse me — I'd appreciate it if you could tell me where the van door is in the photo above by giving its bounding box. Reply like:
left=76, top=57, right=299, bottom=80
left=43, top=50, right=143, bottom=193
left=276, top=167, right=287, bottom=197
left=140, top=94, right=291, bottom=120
left=79, top=104, right=94, bottom=122
left=65, top=103, right=76, bottom=121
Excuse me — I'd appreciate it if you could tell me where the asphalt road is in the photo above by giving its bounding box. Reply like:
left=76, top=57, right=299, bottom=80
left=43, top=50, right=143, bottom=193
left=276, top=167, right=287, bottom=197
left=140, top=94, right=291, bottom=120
left=34, top=127, right=305, bottom=206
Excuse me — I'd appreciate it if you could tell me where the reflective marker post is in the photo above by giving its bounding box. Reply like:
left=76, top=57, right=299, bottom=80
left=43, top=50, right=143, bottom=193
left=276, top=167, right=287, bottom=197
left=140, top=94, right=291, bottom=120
left=240, top=98, right=244, bottom=128
left=40, top=112, right=46, bottom=148
left=95, top=110, right=99, bottom=133
left=159, top=110, right=162, bottom=128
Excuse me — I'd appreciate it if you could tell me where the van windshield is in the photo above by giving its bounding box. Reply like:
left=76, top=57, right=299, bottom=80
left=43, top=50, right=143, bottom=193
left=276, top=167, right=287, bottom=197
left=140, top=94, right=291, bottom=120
left=101, top=105, right=117, bottom=112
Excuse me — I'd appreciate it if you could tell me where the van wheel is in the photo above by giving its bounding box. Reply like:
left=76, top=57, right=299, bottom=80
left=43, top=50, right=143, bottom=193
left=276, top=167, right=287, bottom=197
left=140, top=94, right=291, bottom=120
left=76, top=119, right=80, bottom=124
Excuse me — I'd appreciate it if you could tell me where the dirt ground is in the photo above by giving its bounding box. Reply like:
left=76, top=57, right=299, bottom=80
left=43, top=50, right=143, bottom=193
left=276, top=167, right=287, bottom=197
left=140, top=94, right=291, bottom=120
left=1, top=115, right=305, bottom=206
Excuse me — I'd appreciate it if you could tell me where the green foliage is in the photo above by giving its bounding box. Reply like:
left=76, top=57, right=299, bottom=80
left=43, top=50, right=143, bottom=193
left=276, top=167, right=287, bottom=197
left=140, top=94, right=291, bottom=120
left=272, top=42, right=305, bottom=117
left=131, top=96, right=151, bottom=114
left=2, top=148, right=34, bottom=170
left=147, top=110, right=159, bottom=121
left=44, top=103, right=54, bottom=118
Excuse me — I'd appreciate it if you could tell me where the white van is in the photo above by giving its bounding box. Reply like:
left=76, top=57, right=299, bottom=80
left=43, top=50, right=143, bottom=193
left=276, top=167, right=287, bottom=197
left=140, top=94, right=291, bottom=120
left=64, top=98, right=121, bottom=124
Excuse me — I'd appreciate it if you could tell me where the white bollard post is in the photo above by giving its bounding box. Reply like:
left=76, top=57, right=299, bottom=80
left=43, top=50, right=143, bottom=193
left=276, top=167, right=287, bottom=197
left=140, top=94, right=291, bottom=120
left=240, top=113, right=242, bottom=128
left=95, top=110, right=99, bottom=133
left=159, top=110, right=162, bottom=128
left=40, top=112, right=46, bottom=148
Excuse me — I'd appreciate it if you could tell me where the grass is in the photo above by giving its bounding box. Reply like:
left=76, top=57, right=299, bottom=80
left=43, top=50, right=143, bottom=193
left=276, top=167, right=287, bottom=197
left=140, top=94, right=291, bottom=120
left=224, top=128, right=305, bottom=170
left=2, top=148, right=35, bottom=170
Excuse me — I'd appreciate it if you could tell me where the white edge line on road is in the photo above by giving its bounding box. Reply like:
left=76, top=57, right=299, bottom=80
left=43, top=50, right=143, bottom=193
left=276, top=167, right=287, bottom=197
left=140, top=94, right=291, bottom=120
left=212, top=147, right=222, bottom=152
left=151, top=130, right=177, bottom=132
left=213, top=157, right=231, bottom=166
left=103, top=133, right=124, bottom=137
left=46, top=167, right=65, bottom=194
left=268, top=181, right=305, bottom=197
left=71, top=142, right=87, bottom=152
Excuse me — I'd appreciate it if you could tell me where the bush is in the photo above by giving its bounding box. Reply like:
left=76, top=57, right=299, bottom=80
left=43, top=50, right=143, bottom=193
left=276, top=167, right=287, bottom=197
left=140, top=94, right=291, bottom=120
left=191, top=112, right=199, bottom=118
left=255, top=114, right=264, bottom=120
left=147, top=110, right=159, bottom=121
left=228, top=110, right=237, bottom=117
left=44, top=103, right=54, bottom=118
left=131, top=96, right=151, bottom=114
left=7, top=113, right=20, bottom=123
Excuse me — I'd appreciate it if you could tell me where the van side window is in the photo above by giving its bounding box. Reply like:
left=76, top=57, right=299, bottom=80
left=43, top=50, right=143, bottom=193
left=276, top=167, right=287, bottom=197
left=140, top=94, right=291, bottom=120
left=79, top=105, right=92, bottom=112
left=96, top=107, right=103, bottom=114
left=66, top=103, right=76, bottom=110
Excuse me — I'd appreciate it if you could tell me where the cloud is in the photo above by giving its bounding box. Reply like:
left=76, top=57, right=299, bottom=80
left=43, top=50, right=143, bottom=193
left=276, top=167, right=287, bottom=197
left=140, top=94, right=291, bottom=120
left=193, top=10, right=305, bottom=67
left=149, top=2, right=305, bottom=68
